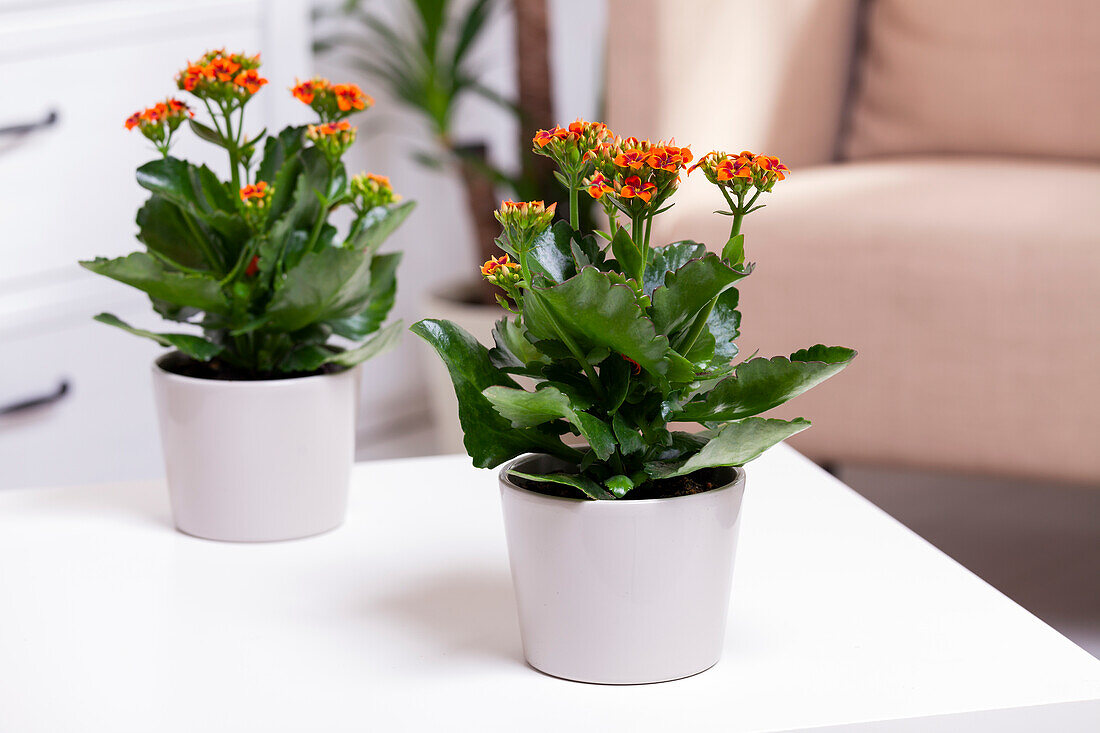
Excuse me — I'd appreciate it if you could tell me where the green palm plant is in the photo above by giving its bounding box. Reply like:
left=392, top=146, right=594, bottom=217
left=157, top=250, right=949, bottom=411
left=320, top=0, right=568, bottom=304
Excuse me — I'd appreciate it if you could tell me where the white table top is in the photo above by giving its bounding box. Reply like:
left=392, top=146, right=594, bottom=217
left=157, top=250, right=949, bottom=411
left=1, top=445, right=1098, bottom=732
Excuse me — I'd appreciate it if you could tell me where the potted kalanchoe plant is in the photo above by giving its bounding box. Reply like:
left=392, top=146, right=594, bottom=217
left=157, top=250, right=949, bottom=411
left=81, top=50, right=414, bottom=542
left=413, top=121, right=855, bottom=683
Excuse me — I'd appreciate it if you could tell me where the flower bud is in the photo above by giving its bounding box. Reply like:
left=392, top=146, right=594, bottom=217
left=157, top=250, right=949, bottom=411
left=350, top=172, right=400, bottom=210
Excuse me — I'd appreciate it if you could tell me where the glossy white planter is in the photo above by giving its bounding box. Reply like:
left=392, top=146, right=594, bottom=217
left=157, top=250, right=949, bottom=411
left=499, top=455, right=747, bottom=684
left=152, top=354, right=361, bottom=542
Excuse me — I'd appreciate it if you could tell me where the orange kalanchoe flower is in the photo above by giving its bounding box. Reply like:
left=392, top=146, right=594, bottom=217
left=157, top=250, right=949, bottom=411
left=234, top=69, right=267, bottom=95
left=533, top=126, right=571, bottom=148
left=333, top=83, right=373, bottom=112
left=124, top=111, right=143, bottom=130
left=613, top=148, right=646, bottom=170
left=585, top=172, right=614, bottom=199
left=618, top=175, right=657, bottom=203
left=291, top=77, right=326, bottom=105
left=239, top=181, right=268, bottom=202
left=481, top=254, right=520, bottom=278
left=208, top=57, right=241, bottom=82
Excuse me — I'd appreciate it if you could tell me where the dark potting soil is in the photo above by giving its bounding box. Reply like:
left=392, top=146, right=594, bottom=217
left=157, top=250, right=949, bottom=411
left=509, top=466, right=730, bottom=501
left=159, top=352, right=344, bottom=382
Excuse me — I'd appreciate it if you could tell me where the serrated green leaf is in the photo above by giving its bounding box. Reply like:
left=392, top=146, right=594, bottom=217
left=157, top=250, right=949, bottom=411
left=80, top=253, right=229, bottom=314
left=642, top=241, right=706, bottom=296
left=266, top=247, right=373, bottom=332
left=525, top=219, right=577, bottom=283
left=483, top=384, right=616, bottom=461
left=411, top=319, right=579, bottom=468
left=523, top=266, right=680, bottom=382
left=327, top=252, right=401, bottom=339
left=347, top=200, right=416, bottom=257
left=676, top=346, right=856, bottom=422
left=646, top=417, right=811, bottom=478
left=136, top=195, right=209, bottom=271
left=604, top=474, right=634, bottom=498
left=509, top=470, right=613, bottom=500
left=93, top=313, right=222, bottom=361
left=326, top=320, right=402, bottom=367
left=612, top=412, right=645, bottom=455
left=650, top=253, right=748, bottom=336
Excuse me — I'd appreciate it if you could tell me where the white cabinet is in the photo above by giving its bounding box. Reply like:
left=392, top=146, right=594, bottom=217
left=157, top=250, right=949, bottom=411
left=0, top=0, right=309, bottom=489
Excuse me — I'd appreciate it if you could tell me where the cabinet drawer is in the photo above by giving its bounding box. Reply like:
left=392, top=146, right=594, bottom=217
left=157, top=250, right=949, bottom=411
left=0, top=304, right=166, bottom=489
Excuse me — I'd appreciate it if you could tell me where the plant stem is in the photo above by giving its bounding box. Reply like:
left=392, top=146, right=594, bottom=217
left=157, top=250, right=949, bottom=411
left=304, top=168, right=336, bottom=253
left=569, top=178, right=580, bottom=231
left=181, top=210, right=224, bottom=274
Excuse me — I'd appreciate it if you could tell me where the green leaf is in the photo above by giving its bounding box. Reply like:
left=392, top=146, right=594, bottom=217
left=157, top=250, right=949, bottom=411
left=490, top=316, right=547, bottom=369
left=647, top=417, right=811, bottom=478
left=348, top=200, right=416, bottom=256
left=136, top=157, right=249, bottom=250
left=676, top=346, right=856, bottom=422
left=188, top=118, right=228, bottom=147
left=524, top=219, right=577, bottom=284
left=707, top=288, right=742, bottom=363
left=612, top=412, right=645, bottom=455
left=649, top=253, right=748, bottom=336
left=92, top=313, right=222, bottom=361
left=136, top=195, right=209, bottom=271
left=609, top=226, right=642, bottom=281
left=328, top=252, right=401, bottom=339
left=483, top=384, right=616, bottom=460
left=509, top=470, right=613, bottom=500
left=642, top=241, right=706, bottom=296
left=281, top=344, right=335, bottom=372
left=411, top=319, right=577, bottom=468
left=325, top=320, right=403, bottom=367
left=266, top=247, right=373, bottom=332
left=483, top=384, right=572, bottom=427
left=604, top=474, right=634, bottom=498
left=721, top=233, right=745, bottom=265
left=524, top=267, right=681, bottom=382
left=80, top=253, right=229, bottom=314
left=257, top=125, right=306, bottom=183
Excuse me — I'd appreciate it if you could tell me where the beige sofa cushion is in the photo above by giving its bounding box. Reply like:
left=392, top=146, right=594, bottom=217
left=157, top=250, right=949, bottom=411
left=843, top=0, right=1100, bottom=161
left=657, top=159, right=1100, bottom=483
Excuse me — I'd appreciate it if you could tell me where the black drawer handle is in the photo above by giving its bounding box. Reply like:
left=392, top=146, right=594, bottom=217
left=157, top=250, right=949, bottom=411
left=0, top=110, right=59, bottom=138
left=0, top=380, right=70, bottom=416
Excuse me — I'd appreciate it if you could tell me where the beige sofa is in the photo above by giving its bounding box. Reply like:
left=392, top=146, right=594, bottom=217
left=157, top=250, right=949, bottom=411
left=607, top=0, right=1100, bottom=484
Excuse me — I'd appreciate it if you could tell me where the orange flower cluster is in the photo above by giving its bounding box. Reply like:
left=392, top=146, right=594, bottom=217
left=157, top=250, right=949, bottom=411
left=239, top=181, right=269, bottom=203
left=494, top=200, right=557, bottom=249
left=689, top=150, right=789, bottom=192
left=350, top=172, right=400, bottom=211
left=124, top=98, right=193, bottom=153
left=177, top=50, right=267, bottom=103
left=481, top=254, right=522, bottom=292
left=124, top=98, right=193, bottom=131
left=532, top=119, right=613, bottom=175
left=292, top=78, right=374, bottom=122
left=583, top=136, right=692, bottom=208
left=307, top=120, right=357, bottom=161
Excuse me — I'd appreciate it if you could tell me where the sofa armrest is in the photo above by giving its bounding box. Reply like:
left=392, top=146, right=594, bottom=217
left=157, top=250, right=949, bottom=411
left=606, top=0, right=859, bottom=168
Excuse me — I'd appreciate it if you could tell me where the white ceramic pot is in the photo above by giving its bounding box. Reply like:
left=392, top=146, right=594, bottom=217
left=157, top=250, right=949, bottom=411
left=151, top=354, right=361, bottom=542
left=499, top=455, right=747, bottom=684
left=421, top=279, right=506, bottom=454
